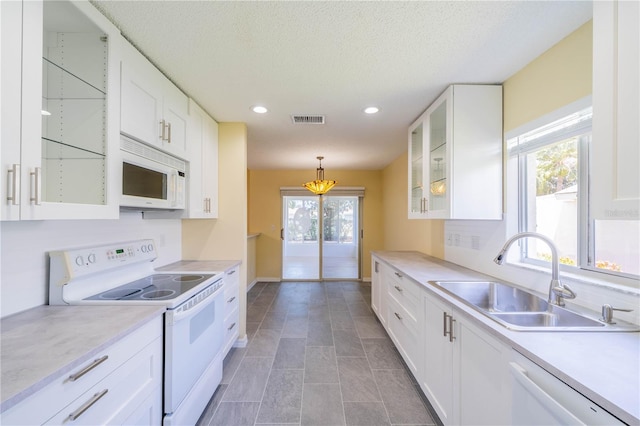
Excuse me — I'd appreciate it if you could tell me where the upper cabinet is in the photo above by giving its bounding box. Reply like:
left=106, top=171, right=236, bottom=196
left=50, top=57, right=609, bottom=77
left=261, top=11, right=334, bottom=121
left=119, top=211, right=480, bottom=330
left=408, top=85, right=503, bottom=220
left=184, top=99, right=219, bottom=219
left=591, top=0, right=640, bottom=220
left=121, top=41, right=188, bottom=158
left=1, top=0, right=121, bottom=221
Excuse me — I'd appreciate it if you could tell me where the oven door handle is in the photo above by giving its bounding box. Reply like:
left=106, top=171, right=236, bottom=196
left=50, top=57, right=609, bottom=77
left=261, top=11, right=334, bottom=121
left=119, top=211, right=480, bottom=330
left=168, top=287, right=223, bottom=324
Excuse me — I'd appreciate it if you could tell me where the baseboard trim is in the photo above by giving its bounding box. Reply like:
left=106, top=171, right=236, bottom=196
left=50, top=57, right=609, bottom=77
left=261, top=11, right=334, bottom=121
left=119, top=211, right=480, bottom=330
left=362, top=277, right=372, bottom=283
left=233, top=335, right=248, bottom=348
left=255, top=277, right=281, bottom=282
left=247, top=279, right=259, bottom=292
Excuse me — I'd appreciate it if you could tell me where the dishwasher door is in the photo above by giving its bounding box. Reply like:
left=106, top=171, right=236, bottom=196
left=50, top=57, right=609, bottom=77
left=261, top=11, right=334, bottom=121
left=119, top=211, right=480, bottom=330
left=510, top=350, right=624, bottom=425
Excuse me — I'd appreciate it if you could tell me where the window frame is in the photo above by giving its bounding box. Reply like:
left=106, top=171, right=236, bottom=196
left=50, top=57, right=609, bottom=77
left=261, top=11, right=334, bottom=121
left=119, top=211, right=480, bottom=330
left=509, top=103, right=638, bottom=281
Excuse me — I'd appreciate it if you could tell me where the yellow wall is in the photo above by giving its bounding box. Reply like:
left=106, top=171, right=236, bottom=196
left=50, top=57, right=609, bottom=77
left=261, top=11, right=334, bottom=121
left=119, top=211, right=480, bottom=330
left=382, top=152, right=445, bottom=257
left=504, top=21, right=593, bottom=133
left=183, top=122, right=248, bottom=338
left=248, top=169, right=384, bottom=279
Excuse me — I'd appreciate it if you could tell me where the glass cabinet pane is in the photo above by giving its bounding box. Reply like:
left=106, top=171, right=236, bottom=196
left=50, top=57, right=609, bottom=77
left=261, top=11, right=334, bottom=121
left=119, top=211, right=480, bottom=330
left=429, top=100, right=447, bottom=211
left=41, top=1, right=108, bottom=205
left=410, top=122, right=425, bottom=213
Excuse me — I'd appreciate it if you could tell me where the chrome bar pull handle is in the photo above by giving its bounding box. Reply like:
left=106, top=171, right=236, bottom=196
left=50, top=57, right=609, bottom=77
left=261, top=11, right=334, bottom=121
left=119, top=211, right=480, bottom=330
left=394, top=285, right=403, bottom=293
left=227, top=296, right=236, bottom=303
left=67, top=389, right=108, bottom=421
left=7, top=164, right=20, bottom=205
left=443, top=312, right=449, bottom=337
left=68, top=355, right=109, bottom=382
left=449, top=315, right=456, bottom=342
left=30, top=167, right=41, bottom=205
left=167, top=122, right=172, bottom=143
left=394, top=312, right=402, bottom=321
left=160, top=119, right=166, bottom=140
left=228, top=322, right=236, bottom=331
left=394, top=272, right=402, bottom=278
left=227, top=269, right=236, bottom=275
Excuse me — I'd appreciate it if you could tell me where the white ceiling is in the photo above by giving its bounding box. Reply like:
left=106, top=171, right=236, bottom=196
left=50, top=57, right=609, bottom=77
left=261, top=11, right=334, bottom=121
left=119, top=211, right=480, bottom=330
left=91, top=1, right=592, bottom=171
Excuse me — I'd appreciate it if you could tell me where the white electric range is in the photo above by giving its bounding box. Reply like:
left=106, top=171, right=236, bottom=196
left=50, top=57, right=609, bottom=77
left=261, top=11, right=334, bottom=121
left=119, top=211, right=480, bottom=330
left=48, top=239, right=225, bottom=426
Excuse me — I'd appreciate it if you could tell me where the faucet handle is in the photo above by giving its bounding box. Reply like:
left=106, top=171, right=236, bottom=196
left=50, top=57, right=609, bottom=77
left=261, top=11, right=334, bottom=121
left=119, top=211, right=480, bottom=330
left=552, top=283, right=576, bottom=300
left=600, top=304, right=633, bottom=324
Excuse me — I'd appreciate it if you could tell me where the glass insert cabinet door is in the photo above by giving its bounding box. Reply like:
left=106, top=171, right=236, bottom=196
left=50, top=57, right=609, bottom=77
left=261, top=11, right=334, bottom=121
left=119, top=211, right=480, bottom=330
left=428, top=100, right=447, bottom=212
left=41, top=1, right=108, bottom=206
left=409, top=121, right=427, bottom=216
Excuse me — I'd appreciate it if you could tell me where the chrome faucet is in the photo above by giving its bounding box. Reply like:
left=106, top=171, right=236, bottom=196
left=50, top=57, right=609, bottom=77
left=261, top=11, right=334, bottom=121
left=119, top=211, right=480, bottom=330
left=494, top=232, right=576, bottom=307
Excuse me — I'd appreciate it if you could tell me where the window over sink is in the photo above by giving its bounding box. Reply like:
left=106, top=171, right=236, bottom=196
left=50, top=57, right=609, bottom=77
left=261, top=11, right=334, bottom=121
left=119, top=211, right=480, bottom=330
left=508, top=102, right=639, bottom=279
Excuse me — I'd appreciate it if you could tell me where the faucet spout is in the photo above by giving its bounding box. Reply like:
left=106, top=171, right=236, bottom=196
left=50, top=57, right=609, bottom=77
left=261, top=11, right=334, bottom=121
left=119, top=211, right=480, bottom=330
left=494, top=232, right=575, bottom=306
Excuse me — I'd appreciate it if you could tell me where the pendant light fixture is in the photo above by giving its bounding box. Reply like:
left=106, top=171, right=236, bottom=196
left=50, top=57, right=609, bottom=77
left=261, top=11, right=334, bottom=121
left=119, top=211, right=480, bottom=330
left=303, top=156, right=337, bottom=195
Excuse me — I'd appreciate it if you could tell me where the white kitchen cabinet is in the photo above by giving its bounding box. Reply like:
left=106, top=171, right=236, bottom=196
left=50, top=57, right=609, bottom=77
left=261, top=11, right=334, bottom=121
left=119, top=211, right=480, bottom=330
left=184, top=99, right=219, bottom=218
left=1, top=0, right=120, bottom=221
left=121, top=41, right=188, bottom=158
left=591, top=0, right=640, bottom=220
left=370, top=257, right=386, bottom=326
left=1, top=318, right=163, bottom=425
left=385, top=267, right=422, bottom=375
left=408, top=84, right=503, bottom=220
left=421, top=292, right=511, bottom=426
left=222, top=265, right=240, bottom=356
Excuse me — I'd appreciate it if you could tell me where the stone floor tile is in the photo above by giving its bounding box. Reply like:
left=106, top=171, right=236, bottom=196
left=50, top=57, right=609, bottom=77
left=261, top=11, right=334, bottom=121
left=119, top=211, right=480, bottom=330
left=301, top=383, right=345, bottom=425
left=256, top=369, right=304, bottom=424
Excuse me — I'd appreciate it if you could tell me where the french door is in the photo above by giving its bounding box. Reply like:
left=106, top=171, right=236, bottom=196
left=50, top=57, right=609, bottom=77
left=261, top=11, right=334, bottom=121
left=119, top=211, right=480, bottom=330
left=282, top=194, right=360, bottom=280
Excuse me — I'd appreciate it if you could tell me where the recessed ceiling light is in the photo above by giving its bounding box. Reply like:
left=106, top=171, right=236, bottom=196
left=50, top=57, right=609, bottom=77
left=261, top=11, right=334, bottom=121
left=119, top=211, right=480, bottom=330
left=364, top=107, right=379, bottom=114
left=252, top=105, right=268, bottom=114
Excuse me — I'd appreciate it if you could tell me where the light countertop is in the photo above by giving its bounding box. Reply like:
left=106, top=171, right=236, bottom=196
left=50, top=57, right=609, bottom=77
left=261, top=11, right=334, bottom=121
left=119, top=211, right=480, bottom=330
left=0, top=305, right=165, bottom=413
left=372, top=250, right=640, bottom=425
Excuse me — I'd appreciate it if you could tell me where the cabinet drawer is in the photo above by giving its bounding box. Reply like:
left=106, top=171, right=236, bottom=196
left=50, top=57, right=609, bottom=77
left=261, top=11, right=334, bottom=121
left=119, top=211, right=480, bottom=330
left=386, top=295, right=420, bottom=374
left=224, top=283, right=239, bottom=317
left=45, top=336, right=162, bottom=425
left=224, top=266, right=240, bottom=288
left=386, top=268, right=420, bottom=320
left=1, top=318, right=162, bottom=425
left=223, top=306, right=240, bottom=356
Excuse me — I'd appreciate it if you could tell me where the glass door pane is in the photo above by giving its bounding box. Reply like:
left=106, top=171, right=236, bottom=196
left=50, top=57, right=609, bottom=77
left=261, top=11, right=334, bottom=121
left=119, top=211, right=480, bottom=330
left=322, top=196, right=359, bottom=279
left=429, top=101, right=447, bottom=211
left=282, top=196, right=320, bottom=280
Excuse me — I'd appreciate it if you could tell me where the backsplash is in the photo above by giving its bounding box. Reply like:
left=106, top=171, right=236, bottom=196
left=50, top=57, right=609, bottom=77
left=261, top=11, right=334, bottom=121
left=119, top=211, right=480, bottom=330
left=444, top=220, right=640, bottom=326
left=0, top=211, right=181, bottom=318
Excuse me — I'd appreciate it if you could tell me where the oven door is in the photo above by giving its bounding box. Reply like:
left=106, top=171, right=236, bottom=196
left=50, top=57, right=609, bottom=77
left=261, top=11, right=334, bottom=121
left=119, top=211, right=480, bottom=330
left=164, top=280, right=224, bottom=413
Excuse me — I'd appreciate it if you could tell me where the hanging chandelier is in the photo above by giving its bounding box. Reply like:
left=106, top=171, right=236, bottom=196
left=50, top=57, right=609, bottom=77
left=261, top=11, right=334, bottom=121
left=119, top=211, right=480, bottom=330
left=303, top=156, right=337, bottom=195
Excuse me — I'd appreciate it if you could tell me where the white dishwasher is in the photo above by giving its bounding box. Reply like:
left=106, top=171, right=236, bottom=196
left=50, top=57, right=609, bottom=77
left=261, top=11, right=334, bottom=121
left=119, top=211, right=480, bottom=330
left=510, top=350, right=625, bottom=425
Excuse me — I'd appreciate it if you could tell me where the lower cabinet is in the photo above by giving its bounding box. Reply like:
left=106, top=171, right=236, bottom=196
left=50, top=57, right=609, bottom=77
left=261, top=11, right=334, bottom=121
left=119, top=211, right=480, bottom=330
left=222, top=265, right=240, bottom=356
left=372, top=256, right=512, bottom=426
left=421, top=293, right=511, bottom=425
left=1, top=317, right=163, bottom=425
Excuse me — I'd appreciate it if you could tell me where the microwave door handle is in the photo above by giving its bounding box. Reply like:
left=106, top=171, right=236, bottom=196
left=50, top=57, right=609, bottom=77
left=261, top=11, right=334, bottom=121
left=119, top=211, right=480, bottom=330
left=170, top=172, right=177, bottom=207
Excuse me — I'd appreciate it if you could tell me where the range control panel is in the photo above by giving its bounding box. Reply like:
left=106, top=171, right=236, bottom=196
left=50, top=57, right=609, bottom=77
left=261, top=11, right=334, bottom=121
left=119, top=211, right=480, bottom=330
left=49, top=240, right=157, bottom=282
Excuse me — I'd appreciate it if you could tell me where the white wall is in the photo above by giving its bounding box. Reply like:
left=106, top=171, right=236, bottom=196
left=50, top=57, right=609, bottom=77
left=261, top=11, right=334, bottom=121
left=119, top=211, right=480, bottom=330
left=0, top=211, right=181, bottom=317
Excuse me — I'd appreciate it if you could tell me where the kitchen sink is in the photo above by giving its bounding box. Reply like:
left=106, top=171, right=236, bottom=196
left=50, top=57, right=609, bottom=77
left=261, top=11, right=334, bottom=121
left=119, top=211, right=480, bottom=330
left=429, top=280, right=638, bottom=331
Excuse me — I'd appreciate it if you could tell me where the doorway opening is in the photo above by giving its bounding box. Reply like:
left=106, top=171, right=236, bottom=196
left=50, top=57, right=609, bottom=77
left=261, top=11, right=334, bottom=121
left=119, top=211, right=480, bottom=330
left=282, top=194, right=361, bottom=280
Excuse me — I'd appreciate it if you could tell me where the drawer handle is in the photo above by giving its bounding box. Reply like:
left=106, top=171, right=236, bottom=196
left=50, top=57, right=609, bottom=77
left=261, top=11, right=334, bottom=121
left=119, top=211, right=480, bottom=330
left=227, top=269, right=236, bottom=275
left=227, top=296, right=236, bottom=303
left=228, top=322, right=237, bottom=331
left=394, top=312, right=403, bottom=321
left=67, top=389, right=108, bottom=421
left=448, top=315, right=456, bottom=343
left=443, top=312, right=449, bottom=337
left=394, top=285, right=403, bottom=293
left=68, top=355, right=108, bottom=382
left=394, top=272, right=403, bottom=278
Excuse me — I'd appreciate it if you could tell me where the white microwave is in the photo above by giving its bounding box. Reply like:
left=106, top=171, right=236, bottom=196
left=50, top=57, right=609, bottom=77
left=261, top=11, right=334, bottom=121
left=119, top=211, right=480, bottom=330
left=120, top=134, right=186, bottom=210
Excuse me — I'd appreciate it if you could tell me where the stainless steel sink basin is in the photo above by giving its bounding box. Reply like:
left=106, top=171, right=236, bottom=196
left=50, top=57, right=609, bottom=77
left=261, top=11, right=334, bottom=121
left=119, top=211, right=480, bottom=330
left=429, top=280, right=638, bottom=332
left=431, top=280, right=548, bottom=313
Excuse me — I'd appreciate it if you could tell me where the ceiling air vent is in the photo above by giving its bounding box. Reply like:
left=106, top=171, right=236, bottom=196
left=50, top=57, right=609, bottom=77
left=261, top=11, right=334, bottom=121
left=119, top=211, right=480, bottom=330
left=291, top=115, right=325, bottom=124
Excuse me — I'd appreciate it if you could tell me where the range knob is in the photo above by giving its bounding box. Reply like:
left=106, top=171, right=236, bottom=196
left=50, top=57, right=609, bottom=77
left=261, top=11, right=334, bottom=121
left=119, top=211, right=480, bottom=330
left=75, top=256, right=84, bottom=266
left=147, top=243, right=154, bottom=252
left=87, top=253, right=97, bottom=264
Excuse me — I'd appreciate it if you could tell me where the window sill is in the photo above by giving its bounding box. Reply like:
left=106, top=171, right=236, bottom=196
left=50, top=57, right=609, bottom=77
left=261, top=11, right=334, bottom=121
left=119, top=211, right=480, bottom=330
left=506, top=260, right=640, bottom=296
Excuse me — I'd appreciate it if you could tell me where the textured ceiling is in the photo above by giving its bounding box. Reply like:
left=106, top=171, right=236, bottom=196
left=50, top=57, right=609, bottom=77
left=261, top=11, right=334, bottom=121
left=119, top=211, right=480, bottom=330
left=91, top=1, right=592, bottom=170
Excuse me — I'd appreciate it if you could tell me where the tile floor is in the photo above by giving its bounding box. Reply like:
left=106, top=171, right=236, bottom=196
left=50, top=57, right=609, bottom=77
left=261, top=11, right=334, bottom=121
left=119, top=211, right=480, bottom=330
left=196, top=281, right=437, bottom=426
